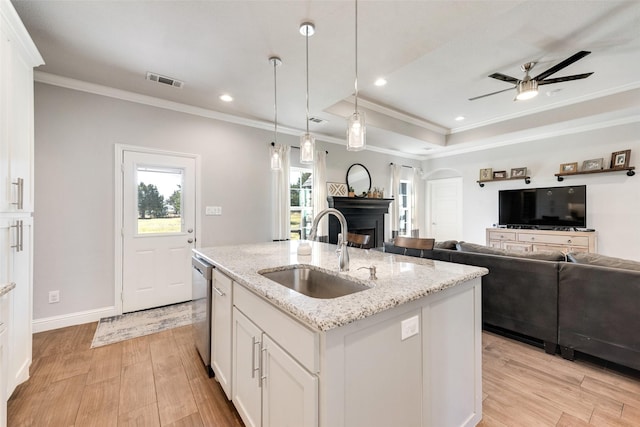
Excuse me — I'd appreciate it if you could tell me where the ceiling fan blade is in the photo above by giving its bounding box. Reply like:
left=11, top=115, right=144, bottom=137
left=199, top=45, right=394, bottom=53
left=533, top=51, right=591, bottom=81
left=537, top=72, right=594, bottom=85
left=469, top=87, right=515, bottom=101
left=489, top=73, right=519, bottom=84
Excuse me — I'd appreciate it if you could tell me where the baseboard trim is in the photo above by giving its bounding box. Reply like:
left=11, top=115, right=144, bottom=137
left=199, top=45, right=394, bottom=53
left=33, top=306, right=117, bottom=333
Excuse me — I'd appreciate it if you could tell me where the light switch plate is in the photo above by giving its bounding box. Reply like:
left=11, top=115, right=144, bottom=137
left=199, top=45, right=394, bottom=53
left=205, top=206, right=222, bottom=216
left=401, top=315, right=420, bottom=340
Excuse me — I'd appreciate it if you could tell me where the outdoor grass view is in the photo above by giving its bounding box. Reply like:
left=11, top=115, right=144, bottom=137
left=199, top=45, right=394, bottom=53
left=137, top=167, right=183, bottom=234
left=290, top=168, right=313, bottom=240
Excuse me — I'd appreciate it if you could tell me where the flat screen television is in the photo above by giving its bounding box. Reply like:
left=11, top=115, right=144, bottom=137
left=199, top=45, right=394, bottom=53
left=498, top=185, right=586, bottom=229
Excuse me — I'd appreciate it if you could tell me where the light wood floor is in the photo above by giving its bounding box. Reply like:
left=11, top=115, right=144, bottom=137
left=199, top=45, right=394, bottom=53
left=7, top=324, right=640, bottom=426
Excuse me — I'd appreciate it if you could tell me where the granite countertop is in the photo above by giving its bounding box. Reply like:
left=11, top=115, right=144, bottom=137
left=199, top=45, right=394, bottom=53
left=194, top=241, right=487, bottom=332
left=0, top=282, right=16, bottom=297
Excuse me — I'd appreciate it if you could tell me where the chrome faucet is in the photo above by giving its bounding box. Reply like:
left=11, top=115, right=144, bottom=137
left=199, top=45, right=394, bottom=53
left=308, top=208, right=349, bottom=272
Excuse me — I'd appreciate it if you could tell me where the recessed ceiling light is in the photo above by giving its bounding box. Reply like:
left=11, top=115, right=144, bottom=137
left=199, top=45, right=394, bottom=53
left=219, top=94, right=233, bottom=102
left=455, top=116, right=465, bottom=121
left=374, top=78, right=387, bottom=87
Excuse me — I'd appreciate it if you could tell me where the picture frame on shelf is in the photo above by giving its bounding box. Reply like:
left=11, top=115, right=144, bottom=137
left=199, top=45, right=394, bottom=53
left=611, top=150, right=631, bottom=169
left=326, top=182, right=348, bottom=197
left=559, top=162, right=578, bottom=174
left=492, top=170, right=507, bottom=179
left=510, top=167, right=527, bottom=177
left=582, top=158, right=603, bottom=171
left=479, top=168, right=492, bottom=181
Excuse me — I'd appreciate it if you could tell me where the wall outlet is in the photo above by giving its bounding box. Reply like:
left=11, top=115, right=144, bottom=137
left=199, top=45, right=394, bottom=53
left=401, top=315, right=420, bottom=340
left=48, top=290, right=60, bottom=304
left=205, top=206, right=222, bottom=216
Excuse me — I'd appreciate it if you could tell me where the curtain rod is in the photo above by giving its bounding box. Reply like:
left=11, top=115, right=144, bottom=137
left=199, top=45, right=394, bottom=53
left=389, top=162, right=413, bottom=169
left=271, top=141, right=328, bottom=154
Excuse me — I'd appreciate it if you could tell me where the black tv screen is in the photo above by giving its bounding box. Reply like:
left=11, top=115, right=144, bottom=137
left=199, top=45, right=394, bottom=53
left=499, top=185, right=586, bottom=228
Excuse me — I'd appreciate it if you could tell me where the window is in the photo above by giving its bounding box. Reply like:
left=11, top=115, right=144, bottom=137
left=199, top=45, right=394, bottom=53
left=399, top=180, right=412, bottom=236
left=136, top=166, right=183, bottom=234
left=290, top=167, right=313, bottom=240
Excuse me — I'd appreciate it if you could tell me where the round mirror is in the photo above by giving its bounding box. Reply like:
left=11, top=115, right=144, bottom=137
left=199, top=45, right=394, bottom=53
left=346, top=163, right=371, bottom=197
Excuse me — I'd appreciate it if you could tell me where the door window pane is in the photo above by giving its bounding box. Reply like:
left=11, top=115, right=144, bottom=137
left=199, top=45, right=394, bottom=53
left=136, top=166, right=183, bottom=234
left=290, top=168, right=313, bottom=240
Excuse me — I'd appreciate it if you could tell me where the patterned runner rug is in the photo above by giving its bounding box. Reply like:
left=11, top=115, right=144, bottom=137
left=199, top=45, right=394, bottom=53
left=91, top=300, right=195, bottom=348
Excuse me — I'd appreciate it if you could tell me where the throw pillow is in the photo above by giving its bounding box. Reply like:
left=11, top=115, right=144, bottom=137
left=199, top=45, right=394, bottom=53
left=435, top=240, right=458, bottom=250
left=456, top=242, right=507, bottom=256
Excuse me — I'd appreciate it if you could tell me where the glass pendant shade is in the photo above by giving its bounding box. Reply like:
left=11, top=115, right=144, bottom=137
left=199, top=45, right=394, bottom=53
left=515, top=79, right=538, bottom=101
left=270, top=144, right=282, bottom=170
left=299, top=133, right=315, bottom=164
left=346, top=110, right=366, bottom=151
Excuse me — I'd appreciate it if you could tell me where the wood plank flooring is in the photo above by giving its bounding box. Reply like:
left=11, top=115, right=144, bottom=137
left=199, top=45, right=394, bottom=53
left=7, top=324, right=640, bottom=426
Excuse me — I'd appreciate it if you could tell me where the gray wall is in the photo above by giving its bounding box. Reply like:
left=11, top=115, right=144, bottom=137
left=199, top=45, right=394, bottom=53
left=33, top=82, right=418, bottom=321
left=423, top=121, right=640, bottom=260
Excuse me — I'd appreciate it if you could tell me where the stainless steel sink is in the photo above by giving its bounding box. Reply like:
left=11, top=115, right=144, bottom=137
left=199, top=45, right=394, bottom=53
left=259, top=266, right=370, bottom=299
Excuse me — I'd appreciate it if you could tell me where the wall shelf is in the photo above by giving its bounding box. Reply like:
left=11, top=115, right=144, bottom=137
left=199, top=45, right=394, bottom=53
left=555, top=167, right=635, bottom=181
left=477, top=176, right=531, bottom=188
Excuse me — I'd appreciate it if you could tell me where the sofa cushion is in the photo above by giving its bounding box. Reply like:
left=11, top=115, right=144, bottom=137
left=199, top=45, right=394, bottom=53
left=456, top=241, right=565, bottom=261
left=434, top=240, right=458, bottom=250
left=456, top=242, right=506, bottom=255
left=566, top=252, right=640, bottom=272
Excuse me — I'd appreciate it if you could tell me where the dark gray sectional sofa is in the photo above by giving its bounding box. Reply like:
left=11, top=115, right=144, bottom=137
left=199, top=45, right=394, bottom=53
left=383, top=240, right=640, bottom=371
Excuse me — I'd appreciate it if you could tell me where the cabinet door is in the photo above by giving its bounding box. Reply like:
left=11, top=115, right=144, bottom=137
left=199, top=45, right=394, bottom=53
left=0, top=24, right=34, bottom=213
left=232, top=308, right=262, bottom=427
left=6, top=217, right=31, bottom=393
left=212, top=270, right=233, bottom=400
left=262, top=334, right=318, bottom=427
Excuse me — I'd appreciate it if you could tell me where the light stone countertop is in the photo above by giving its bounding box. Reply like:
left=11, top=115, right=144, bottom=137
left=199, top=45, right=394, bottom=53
left=194, top=241, right=487, bottom=332
left=0, top=282, right=16, bottom=297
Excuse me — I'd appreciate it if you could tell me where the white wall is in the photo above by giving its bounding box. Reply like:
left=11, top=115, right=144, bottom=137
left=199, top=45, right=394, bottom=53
left=33, top=83, right=419, bottom=323
left=423, top=121, right=640, bottom=260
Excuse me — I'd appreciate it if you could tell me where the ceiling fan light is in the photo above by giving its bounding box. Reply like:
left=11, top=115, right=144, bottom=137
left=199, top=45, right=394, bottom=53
left=300, top=133, right=315, bottom=164
left=515, top=79, right=539, bottom=101
left=346, top=111, right=366, bottom=151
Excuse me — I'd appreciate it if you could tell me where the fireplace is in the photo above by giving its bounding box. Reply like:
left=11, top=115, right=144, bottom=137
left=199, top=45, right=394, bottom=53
left=327, top=197, right=393, bottom=248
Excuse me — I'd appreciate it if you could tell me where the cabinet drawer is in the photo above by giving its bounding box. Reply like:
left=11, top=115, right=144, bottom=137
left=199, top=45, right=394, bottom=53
left=233, top=283, right=319, bottom=373
left=488, top=231, right=516, bottom=241
left=517, top=234, right=589, bottom=246
left=215, top=269, right=232, bottom=294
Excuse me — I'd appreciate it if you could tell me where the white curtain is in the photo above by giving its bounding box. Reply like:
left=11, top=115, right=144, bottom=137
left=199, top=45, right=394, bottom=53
left=411, top=167, right=423, bottom=237
left=389, top=163, right=401, bottom=239
left=312, top=150, right=328, bottom=241
left=271, top=145, right=291, bottom=240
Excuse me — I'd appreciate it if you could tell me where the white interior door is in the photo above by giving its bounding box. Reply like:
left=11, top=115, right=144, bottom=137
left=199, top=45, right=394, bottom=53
left=427, top=177, right=463, bottom=241
left=121, top=150, right=196, bottom=313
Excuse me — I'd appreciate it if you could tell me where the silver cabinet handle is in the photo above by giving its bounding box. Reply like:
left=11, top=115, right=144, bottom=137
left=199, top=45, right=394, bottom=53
left=214, top=287, right=225, bottom=297
left=251, top=337, right=260, bottom=379
left=187, top=238, right=193, bottom=243
left=11, top=220, right=23, bottom=252
left=260, top=346, right=267, bottom=387
left=12, top=178, right=24, bottom=210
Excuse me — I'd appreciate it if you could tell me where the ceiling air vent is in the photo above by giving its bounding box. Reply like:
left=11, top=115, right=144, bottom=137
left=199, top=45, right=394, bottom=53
left=309, top=117, right=327, bottom=124
left=146, top=72, right=184, bottom=89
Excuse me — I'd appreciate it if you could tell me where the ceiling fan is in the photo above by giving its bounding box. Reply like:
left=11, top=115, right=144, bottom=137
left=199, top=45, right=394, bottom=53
left=469, top=51, right=593, bottom=101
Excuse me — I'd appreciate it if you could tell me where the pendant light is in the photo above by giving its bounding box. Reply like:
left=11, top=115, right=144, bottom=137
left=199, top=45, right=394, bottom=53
left=269, top=56, right=283, bottom=170
left=299, top=22, right=315, bottom=164
left=346, top=0, right=365, bottom=151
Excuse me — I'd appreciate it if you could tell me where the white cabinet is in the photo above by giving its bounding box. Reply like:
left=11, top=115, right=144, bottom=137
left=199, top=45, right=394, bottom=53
left=0, top=4, right=41, bottom=213
left=0, top=287, right=10, bottom=427
left=0, top=217, right=32, bottom=396
left=211, top=269, right=233, bottom=400
left=232, top=285, right=318, bottom=427
left=0, top=3, right=42, bottom=422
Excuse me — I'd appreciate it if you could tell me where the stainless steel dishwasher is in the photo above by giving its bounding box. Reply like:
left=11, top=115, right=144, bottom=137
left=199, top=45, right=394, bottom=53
left=192, top=255, right=214, bottom=377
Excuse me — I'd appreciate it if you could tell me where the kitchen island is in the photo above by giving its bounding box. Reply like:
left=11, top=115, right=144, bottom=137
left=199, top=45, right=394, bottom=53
left=195, top=241, right=487, bottom=427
